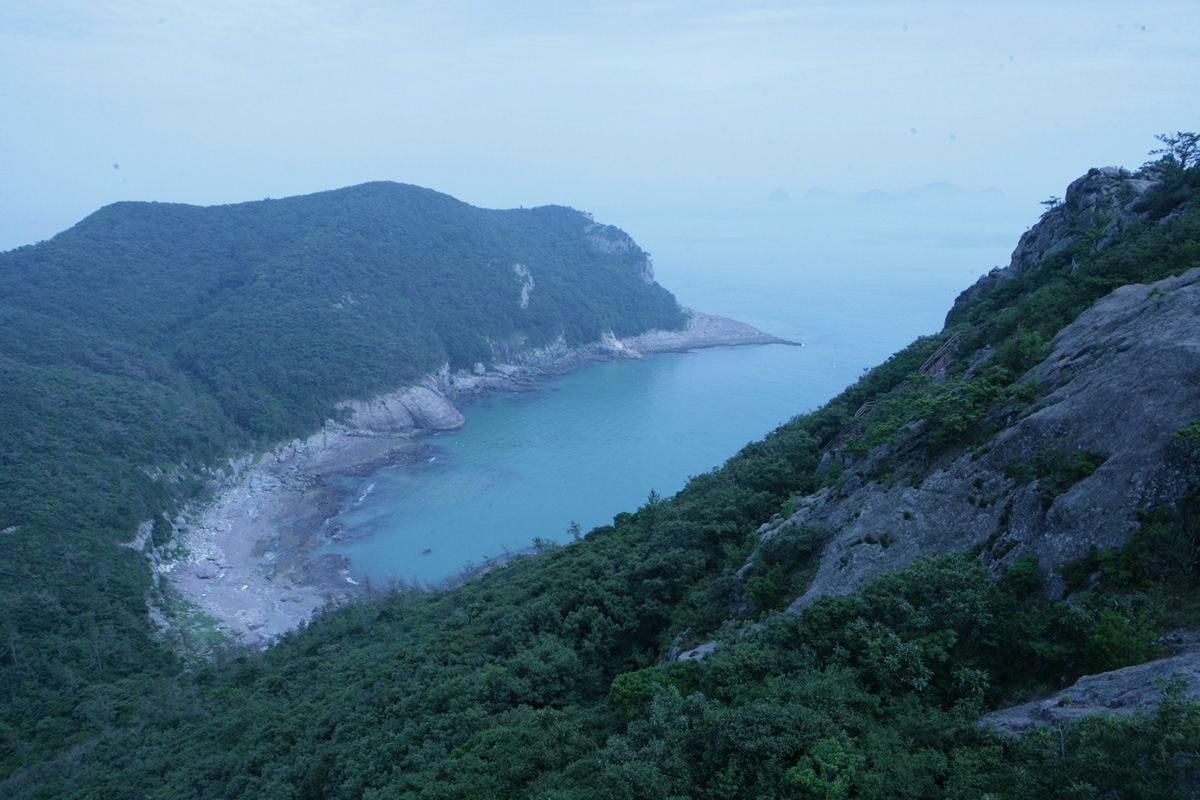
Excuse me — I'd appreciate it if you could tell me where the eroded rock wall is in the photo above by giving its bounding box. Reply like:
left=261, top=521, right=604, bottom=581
left=785, top=266, right=1200, bottom=610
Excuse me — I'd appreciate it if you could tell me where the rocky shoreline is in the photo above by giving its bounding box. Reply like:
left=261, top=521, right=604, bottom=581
left=157, top=309, right=794, bottom=647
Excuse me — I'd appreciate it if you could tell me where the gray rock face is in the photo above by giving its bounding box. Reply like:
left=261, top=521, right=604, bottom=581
left=787, top=267, right=1200, bottom=610
left=585, top=221, right=656, bottom=284
left=339, top=385, right=465, bottom=433
left=622, top=308, right=796, bottom=352
left=513, top=263, right=534, bottom=309
left=950, top=165, right=1168, bottom=313
left=980, top=632, right=1200, bottom=735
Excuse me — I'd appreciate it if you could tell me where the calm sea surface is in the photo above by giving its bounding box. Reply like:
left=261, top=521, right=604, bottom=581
left=315, top=193, right=1034, bottom=584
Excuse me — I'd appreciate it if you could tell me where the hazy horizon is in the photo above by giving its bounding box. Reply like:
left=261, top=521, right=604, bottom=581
left=3, top=1, right=1196, bottom=253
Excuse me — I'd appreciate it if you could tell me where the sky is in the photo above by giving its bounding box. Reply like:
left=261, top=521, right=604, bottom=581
left=2, top=0, right=1197, bottom=252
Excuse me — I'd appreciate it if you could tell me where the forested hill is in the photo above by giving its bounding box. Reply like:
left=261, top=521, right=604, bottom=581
left=0, top=183, right=682, bottom=794
left=0, top=181, right=683, bottom=441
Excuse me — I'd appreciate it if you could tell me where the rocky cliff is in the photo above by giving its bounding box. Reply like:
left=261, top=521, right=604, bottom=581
left=781, top=265, right=1200, bottom=608
left=664, top=164, right=1200, bottom=723
left=952, top=165, right=1168, bottom=309
left=756, top=165, right=1200, bottom=609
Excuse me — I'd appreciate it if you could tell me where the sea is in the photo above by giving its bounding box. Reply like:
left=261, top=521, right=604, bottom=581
left=313, top=188, right=1035, bottom=585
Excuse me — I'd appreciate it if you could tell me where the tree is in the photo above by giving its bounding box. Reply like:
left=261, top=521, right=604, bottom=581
left=1040, top=196, right=1063, bottom=219
left=787, top=734, right=865, bottom=800
left=1149, top=131, right=1199, bottom=172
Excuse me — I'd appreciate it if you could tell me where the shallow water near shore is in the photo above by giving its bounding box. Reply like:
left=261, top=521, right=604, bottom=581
left=316, top=343, right=824, bottom=585
left=314, top=193, right=1033, bottom=585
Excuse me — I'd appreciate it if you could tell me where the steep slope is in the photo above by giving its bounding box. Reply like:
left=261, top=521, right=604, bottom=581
left=728, top=162, right=1200, bottom=610
left=784, top=265, right=1200, bottom=607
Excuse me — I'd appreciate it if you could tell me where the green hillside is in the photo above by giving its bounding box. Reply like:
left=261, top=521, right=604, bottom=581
left=4, top=146, right=1200, bottom=798
left=0, top=182, right=682, bottom=439
left=0, top=183, right=682, bottom=793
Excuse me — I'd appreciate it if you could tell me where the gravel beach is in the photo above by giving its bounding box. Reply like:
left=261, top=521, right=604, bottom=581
left=160, top=434, right=430, bottom=647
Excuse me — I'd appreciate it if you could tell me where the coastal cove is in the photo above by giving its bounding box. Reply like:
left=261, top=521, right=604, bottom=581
left=319, top=191, right=1041, bottom=594
left=316, top=341, right=818, bottom=587
left=163, top=191, right=1034, bottom=646
left=162, top=311, right=799, bottom=644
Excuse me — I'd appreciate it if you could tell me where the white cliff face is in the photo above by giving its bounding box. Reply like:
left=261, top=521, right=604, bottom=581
left=513, top=263, right=534, bottom=309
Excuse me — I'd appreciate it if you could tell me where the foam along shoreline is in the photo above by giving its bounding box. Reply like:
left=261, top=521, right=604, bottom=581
left=158, top=309, right=793, bottom=647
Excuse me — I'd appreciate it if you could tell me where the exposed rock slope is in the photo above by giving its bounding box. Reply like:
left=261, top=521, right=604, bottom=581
left=954, top=165, right=1167, bottom=308
left=759, top=165, right=1199, bottom=611
left=785, top=266, right=1200, bottom=608
left=665, top=164, right=1200, bottom=729
left=980, top=631, right=1200, bottom=735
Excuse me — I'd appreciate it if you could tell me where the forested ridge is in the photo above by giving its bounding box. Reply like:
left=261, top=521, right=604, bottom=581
left=5, top=145, right=1200, bottom=798
left=1, top=182, right=682, bottom=439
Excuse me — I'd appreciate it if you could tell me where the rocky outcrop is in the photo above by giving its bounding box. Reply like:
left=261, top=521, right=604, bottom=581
left=338, top=384, right=465, bottom=433
left=783, top=267, right=1200, bottom=609
left=585, top=221, right=656, bottom=284
left=950, top=165, right=1170, bottom=313
left=623, top=308, right=795, bottom=353
left=980, top=631, right=1200, bottom=735
left=1010, top=166, right=1162, bottom=275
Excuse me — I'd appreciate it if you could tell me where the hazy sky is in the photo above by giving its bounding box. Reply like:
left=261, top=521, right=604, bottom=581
left=2, top=0, right=1197, bottom=251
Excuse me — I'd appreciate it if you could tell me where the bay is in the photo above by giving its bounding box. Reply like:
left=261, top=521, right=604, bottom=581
left=315, top=191, right=1035, bottom=585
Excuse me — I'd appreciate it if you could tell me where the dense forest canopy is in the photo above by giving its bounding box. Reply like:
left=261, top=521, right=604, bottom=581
left=0, top=182, right=683, bottom=440
left=3, top=146, right=1200, bottom=797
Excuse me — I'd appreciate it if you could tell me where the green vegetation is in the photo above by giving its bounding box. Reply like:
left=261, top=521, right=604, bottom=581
left=1174, top=420, right=1200, bottom=450
left=742, top=523, right=830, bottom=614
left=841, top=141, right=1200, bottom=469
left=1, top=183, right=682, bottom=441
left=13, top=539, right=1197, bottom=797
left=1004, top=442, right=1107, bottom=509
left=3, top=146, right=1200, bottom=797
left=0, top=183, right=683, bottom=792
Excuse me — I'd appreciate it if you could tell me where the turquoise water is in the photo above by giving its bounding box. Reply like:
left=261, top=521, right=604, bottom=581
left=317, top=344, right=822, bottom=585
left=315, top=194, right=1034, bottom=585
